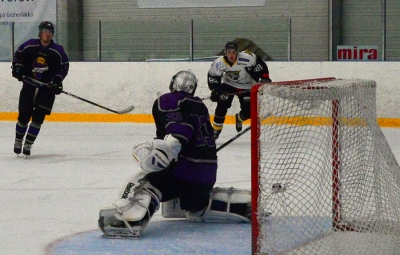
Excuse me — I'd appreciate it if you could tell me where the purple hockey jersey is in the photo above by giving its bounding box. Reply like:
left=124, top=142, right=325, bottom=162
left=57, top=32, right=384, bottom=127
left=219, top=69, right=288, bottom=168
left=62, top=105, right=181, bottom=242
left=152, top=91, right=218, bottom=184
left=13, top=38, right=69, bottom=86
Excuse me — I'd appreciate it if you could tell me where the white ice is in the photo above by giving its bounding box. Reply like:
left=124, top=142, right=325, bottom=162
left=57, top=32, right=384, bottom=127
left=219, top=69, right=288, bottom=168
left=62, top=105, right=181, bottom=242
left=0, top=121, right=256, bottom=255
left=1, top=122, right=400, bottom=255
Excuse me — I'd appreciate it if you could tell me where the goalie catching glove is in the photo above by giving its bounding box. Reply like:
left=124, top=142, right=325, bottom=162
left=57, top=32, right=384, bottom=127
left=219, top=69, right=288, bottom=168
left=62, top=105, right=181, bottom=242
left=132, top=134, right=182, bottom=173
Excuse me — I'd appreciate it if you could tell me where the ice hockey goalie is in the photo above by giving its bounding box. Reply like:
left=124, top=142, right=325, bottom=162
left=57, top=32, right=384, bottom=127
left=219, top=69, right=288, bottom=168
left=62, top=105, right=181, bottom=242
left=98, top=70, right=252, bottom=239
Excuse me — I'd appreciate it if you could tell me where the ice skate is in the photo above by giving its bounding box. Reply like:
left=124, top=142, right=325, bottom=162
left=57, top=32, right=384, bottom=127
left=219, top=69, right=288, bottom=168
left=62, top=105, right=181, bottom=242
left=14, top=139, right=23, bottom=155
left=23, top=142, right=33, bottom=157
left=213, top=129, right=221, bottom=140
left=235, top=113, right=243, bottom=132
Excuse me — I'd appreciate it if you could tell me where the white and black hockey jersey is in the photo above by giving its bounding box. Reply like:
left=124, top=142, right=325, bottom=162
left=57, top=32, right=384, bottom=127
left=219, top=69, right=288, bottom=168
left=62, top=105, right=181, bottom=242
left=207, top=50, right=270, bottom=90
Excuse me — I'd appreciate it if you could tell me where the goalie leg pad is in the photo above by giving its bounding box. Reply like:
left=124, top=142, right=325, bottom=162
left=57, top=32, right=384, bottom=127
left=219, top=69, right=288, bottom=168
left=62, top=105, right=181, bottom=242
left=99, top=180, right=162, bottom=238
left=98, top=173, right=144, bottom=230
left=186, top=187, right=251, bottom=223
left=161, top=198, right=187, bottom=219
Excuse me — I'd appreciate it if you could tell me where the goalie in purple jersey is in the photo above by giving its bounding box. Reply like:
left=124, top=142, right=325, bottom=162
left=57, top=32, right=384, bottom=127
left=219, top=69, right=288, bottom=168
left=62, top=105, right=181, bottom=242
left=99, top=70, right=252, bottom=239
left=11, top=21, right=69, bottom=157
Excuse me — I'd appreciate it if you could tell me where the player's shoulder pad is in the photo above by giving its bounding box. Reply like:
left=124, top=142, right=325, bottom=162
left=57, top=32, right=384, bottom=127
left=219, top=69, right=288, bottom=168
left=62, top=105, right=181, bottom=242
left=243, top=50, right=255, bottom=57
left=19, top=39, right=40, bottom=50
left=157, top=92, right=181, bottom=111
left=238, top=51, right=257, bottom=62
left=213, top=56, right=227, bottom=66
left=157, top=92, right=202, bottom=111
left=49, top=42, right=67, bottom=54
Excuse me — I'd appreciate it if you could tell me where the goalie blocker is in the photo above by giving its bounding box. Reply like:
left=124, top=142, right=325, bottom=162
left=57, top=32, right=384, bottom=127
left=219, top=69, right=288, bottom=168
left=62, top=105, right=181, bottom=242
left=162, top=187, right=251, bottom=223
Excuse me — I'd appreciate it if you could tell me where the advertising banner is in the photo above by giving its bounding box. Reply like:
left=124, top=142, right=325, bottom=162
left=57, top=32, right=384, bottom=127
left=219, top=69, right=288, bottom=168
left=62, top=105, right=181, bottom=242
left=0, top=0, right=56, bottom=61
left=337, top=45, right=379, bottom=61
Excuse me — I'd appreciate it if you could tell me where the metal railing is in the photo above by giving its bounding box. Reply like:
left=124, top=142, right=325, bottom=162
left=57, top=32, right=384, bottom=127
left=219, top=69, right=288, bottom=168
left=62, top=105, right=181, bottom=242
left=1, top=18, right=291, bottom=62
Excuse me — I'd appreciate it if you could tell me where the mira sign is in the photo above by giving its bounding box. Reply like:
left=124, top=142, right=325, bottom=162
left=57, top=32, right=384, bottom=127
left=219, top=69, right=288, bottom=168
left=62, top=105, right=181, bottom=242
left=337, top=46, right=379, bottom=61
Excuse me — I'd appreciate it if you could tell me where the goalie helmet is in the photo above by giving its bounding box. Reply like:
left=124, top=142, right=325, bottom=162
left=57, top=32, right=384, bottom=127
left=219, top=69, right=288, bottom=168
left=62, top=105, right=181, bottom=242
left=169, top=70, right=198, bottom=96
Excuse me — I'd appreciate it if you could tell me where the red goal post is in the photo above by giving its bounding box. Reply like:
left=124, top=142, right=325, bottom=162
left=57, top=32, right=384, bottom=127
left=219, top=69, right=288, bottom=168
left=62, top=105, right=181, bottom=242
left=250, top=78, right=400, bottom=255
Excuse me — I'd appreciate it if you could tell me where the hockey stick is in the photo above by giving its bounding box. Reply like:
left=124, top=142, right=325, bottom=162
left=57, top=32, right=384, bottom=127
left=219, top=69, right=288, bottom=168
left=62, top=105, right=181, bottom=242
left=156, top=90, right=249, bottom=101
left=22, top=76, right=135, bottom=114
left=216, top=126, right=251, bottom=152
left=202, top=90, right=251, bottom=101
left=215, top=111, right=272, bottom=152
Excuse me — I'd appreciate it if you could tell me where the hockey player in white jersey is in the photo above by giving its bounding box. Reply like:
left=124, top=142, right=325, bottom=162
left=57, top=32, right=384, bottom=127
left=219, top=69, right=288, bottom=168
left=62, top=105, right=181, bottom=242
left=208, top=41, right=271, bottom=139
left=98, top=70, right=252, bottom=239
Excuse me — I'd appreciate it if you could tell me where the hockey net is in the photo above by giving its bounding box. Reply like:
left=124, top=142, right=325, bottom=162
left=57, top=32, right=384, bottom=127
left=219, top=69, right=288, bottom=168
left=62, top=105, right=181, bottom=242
left=250, top=78, right=400, bottom=255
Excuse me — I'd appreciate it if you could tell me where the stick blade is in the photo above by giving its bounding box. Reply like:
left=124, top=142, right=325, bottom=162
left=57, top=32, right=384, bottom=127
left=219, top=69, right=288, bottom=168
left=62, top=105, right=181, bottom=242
left=117, top=105, right=135, bottom=114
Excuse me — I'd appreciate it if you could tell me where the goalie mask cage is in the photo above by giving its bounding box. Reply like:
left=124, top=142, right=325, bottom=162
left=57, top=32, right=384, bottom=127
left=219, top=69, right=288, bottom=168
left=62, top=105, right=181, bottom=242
left=250, top=78, right=400, bottom=255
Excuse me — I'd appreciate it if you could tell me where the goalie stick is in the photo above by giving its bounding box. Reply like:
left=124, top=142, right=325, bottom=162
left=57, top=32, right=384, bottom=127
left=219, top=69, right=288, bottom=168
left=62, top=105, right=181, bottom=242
left=22, top=76, right=135, bottom=114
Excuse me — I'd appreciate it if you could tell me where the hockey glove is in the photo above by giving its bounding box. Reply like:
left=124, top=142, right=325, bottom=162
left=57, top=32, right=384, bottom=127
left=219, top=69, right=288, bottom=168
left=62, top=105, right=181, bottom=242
left=50, top=77, right=63, bottom=95
left=210, top=90, right=221, bottom=102
left=219, top=91, right=229, bottom=101
left=260, top=78, right=272, bottom=83
left=12, top=64, right=25, bottom=81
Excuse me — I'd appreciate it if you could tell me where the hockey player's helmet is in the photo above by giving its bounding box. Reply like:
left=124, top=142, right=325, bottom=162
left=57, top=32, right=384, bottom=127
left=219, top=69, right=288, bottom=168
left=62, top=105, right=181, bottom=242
left=38, top=21, right=55, bottom=34
left=224, top=41, right=239, bottom=54
left=169, top=70, right=198, bottom=96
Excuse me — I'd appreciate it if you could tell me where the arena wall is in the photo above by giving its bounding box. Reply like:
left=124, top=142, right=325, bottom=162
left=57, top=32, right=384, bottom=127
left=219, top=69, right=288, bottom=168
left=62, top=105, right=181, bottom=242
left=1, top=62, right=399, bottom=126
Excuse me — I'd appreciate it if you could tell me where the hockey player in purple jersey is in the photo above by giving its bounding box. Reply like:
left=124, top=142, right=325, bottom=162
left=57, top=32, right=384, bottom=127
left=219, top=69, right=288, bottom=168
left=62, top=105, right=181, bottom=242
left=99, top=71, right=252, bottom=238
left=208, top=41, right=271, bottom=139
left=12, top=21, right=69, bottom=156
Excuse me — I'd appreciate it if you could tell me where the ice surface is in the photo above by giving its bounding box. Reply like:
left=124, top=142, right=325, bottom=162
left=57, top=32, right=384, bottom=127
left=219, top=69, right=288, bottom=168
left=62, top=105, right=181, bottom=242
left=1, top=121, right=400, bottom=255
left=0, top=121, right=254, bottom=255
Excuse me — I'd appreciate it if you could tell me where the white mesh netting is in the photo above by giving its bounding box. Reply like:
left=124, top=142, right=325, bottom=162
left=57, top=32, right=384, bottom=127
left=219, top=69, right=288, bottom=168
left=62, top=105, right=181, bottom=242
left=252, top=79, right=400, bottom=255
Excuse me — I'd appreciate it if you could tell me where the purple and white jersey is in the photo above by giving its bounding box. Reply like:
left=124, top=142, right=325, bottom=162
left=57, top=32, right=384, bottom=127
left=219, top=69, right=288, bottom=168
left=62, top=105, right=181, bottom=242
left=152, top=91, right=218, bottom=184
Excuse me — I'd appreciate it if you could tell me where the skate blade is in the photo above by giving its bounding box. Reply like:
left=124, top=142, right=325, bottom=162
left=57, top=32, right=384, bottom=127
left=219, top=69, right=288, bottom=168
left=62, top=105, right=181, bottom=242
left=101, top=227, right=141, bottom=239
left=101, top=233, right=140, bottom=239
left=15, top=154, right=30, bottom=159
